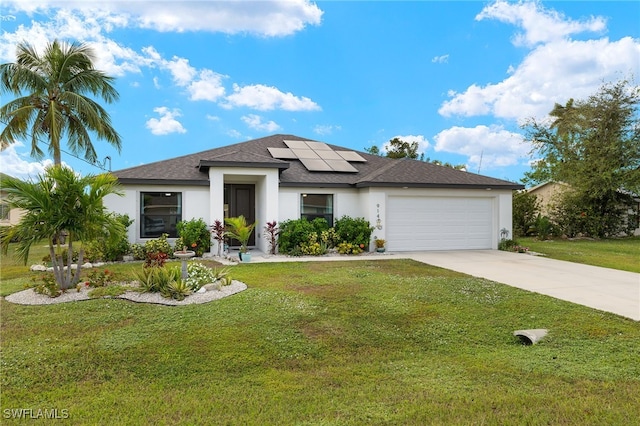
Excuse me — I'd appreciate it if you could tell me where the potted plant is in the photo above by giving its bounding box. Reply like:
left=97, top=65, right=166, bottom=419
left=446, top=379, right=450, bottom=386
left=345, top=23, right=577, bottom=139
left=374, top=238, right=386, bottom=253
left=224, top=215, right=256, bottom=262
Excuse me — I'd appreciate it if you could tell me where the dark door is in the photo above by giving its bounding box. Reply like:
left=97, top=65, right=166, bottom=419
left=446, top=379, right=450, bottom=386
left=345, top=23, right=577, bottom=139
left=225, top=184, right=256, bottom=247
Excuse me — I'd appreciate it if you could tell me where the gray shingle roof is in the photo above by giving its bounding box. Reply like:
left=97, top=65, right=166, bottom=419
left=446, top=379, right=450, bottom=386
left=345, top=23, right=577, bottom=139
left=113, top=134, right=523, bottom=190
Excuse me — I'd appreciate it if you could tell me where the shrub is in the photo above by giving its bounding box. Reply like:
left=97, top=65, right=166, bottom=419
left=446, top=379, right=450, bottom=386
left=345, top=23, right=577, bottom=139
left=336, top=242, right=364, bottom=255
left=279, top=219, right=315, bottom=254
left=145, top=252, right=168, bottom=268
left=42, top=249, right=78, bottom=266
left=176, top=218, right=211, bottom=256
left=30, top=273, right=62, bottom=297
left=512, top=191, right=540, bottom=237
left=84, top=268, right=118, bottom=287
left=81, top=213, right=133, bottom=262
left=300, top=233, right=327, bottom=256
left=334, top=216, right=373, bottom=248
left=498, top=239, right=518, bottom=251
left=144, top=234, right=172, bottom=256
left=130, top=243, right=146, bottom=260
left=534, top=215, right=556, bottom=240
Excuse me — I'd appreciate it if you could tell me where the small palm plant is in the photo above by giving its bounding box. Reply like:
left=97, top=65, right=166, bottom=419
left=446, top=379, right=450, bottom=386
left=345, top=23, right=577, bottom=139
left=224, top=216, right=256, bottom=254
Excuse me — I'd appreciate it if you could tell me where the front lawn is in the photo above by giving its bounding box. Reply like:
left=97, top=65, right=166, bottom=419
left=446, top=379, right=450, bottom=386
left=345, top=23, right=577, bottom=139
left=518, top=236, right=640, bottom=273
left=1, top=260, right=639, bottom=424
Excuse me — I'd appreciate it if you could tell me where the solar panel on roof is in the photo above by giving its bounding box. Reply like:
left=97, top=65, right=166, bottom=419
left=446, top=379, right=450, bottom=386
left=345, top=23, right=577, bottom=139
left=326, top=159, right=359, bottom=172
left=316, top=150, right=343, bottom=160
left=299, top=158, right=333, bottom=171
left=283, top=140, right=309, bottom=149
left=336, top=151, right=367, bottom=162
left=267, top=147, right=297, bottom=158
left=270, top=139, right=363, bottom=172
left=305, top=141, right=331, bottom=151
left=292, top=149, right=320, bottom=159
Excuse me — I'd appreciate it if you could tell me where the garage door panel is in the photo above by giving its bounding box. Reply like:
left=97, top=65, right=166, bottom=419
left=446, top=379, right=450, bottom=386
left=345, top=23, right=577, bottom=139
left=387, top=197, right=493, bottom=251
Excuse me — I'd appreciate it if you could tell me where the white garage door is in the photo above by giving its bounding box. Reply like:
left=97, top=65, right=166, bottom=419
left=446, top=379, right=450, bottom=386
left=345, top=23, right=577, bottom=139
left=387, top=197, right=494, bottom=251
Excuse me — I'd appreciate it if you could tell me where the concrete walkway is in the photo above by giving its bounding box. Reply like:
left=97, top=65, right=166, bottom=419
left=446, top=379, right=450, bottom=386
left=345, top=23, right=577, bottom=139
left=402, top=250, right=640, bottom=321
left=250, top=250, right=640, bottom=321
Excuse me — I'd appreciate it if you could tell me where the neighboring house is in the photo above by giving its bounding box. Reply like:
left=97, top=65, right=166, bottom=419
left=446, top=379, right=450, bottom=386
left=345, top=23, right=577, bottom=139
left=104, top=134, right=523, bottom=253
left=527, top=181, right=640, bottom=236
left=0, top=173, right=26, bottom=227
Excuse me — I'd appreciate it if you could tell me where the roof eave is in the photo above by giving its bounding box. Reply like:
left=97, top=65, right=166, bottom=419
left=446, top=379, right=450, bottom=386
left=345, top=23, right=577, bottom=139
left=355, top=182, right=524, bottom=190
left=116, top=178, right=210, bottom=186
left=199, top=160, right=290, bottom=170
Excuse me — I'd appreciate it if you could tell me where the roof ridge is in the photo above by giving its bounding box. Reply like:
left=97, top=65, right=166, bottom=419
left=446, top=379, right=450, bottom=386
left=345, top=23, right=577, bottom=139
left=355, top=157, right=407, bottom=184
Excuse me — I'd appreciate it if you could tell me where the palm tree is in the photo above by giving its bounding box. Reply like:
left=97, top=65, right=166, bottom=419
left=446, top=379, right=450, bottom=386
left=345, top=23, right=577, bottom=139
left=0, top=39, right=121, bottom=166
left=224, top=215, right=256, bottom=254
left=0, top=166, right=123, bottom=290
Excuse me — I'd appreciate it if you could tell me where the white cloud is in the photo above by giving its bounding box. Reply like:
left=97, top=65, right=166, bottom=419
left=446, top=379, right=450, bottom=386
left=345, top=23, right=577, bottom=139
left=2, top=0, right=323, bottom=37
left=224, top=84, right=321, bottom=111
left=206, top=114, right=220, bottom=121
left=145, top=107, right=187, bottom=135
left=476, top=0, right=606, bottom=47
left=432, top=54, right=449, bottom=64
left=439, top=37, right=640, bottom=121
left=0, top=142, right=53, bottom=181
left=241, top=114, right=281, bottom=132
left=226, top=129, right=242, bottom=138
left=188, top=70, right=226, bottom=102
left=164, top=56, right=197, bottom=86
left=433, top=125, right=528, bottom=170
left=439, top=0, right=639, bottom=122
left=313, top=124, right=341, bottom=136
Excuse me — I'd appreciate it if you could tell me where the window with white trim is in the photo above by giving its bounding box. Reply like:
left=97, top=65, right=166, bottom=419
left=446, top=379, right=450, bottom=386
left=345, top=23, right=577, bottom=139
left=301, top=194, right=333, bottom=225
left=140, top=192, right=182, bottom=238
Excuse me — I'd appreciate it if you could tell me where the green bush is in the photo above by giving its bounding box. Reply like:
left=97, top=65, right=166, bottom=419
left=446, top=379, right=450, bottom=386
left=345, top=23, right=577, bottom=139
left=512, top=191, right=540, bottom=237
left=279, top=218, right=330, bottom=254
left=336, top=242, right=364, bottom=255
left=144, top=233, right=172, bottom=256
left=334, top=216, right=373, bottom=248
left=82, top=213, right=133, bottom=262
left=130, top=243, right=146, bottom=260
left=30, top=273, right=62, bottom=297
left=176, top=218, right=211, bottom=256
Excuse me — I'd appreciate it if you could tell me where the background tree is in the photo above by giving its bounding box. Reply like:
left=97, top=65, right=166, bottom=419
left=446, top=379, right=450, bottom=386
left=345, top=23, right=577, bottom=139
left=0, top=167, right=123, bottom=290
left=523, top=79, right=640, bottom=237
left=385, top=137, right=419, bottom=159
left=0, top=39, right=121, bottom=166
left=512, top=190, right=540, bottom=237
left=365, top=138, right=466, bottom=169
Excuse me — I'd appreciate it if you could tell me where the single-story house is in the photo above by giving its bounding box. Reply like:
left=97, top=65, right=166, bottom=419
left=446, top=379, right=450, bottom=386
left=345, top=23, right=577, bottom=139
left=0, top=173, right=26, bottom=227
left=527, top=181, right=640, bottom=236
left=104, top=134, right=524, bottom=253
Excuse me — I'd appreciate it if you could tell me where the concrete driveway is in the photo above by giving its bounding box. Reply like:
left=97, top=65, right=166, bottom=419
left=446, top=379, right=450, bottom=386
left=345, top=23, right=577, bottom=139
left=404, top=250, right=640, bottom=321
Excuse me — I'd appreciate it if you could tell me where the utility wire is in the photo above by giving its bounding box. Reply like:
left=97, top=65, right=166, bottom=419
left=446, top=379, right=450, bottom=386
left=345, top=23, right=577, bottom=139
left=0, top=117, right=112, bottom=172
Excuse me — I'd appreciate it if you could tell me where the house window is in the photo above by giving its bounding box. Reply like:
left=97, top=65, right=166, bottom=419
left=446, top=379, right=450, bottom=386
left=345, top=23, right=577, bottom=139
left=301, top=194, right=333, bottom=225
left=140, top=192, right=182, bottom=238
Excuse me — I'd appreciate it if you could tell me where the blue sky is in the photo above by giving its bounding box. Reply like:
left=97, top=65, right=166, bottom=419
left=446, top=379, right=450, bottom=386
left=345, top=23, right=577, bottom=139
left=1, top=0, right=638, bottom=184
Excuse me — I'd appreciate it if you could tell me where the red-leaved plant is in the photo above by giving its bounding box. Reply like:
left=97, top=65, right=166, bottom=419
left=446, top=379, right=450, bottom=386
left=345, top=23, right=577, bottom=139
left=211, top=220, right=226, bottom=257
left=264, top=221, right=279, bottom=255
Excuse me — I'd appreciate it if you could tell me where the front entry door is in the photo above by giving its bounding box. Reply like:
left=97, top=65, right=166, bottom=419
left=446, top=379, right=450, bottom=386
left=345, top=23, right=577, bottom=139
left=224, top=184, right=256, bottom=247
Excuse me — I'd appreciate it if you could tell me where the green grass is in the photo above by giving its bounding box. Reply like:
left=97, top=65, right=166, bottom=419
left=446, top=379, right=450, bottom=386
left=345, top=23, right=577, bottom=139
left=1, top=260, right=639, bottom=424
left=518, top=236, right=640, bottom=273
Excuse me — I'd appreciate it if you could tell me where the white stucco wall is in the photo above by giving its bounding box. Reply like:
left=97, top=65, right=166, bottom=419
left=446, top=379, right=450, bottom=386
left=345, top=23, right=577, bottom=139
left=278, top=187, right=367, bottom=223
left=103, top=184, right=210, bottom=244
left=104, top=180, right=514, bottom=252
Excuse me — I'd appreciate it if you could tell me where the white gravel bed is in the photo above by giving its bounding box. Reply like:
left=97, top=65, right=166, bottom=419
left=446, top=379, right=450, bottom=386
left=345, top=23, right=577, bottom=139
left=4, top=280, right=247, bottom=306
